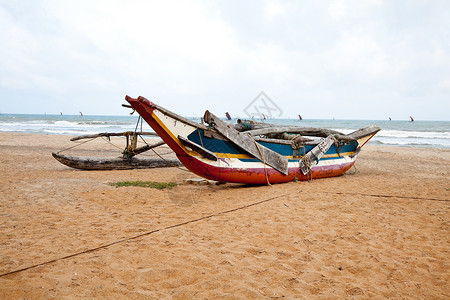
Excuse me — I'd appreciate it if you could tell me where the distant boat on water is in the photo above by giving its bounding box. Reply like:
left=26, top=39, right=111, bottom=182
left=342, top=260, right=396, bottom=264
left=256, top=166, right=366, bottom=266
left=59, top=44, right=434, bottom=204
left=298, top=114, right=302, bottom=121
left=410, top=116, right=414, bottom=122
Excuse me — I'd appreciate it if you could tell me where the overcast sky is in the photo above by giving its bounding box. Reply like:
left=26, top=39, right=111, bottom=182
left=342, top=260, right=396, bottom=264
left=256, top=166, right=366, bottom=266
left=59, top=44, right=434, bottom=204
left=1, top=0, right=449, bottom=120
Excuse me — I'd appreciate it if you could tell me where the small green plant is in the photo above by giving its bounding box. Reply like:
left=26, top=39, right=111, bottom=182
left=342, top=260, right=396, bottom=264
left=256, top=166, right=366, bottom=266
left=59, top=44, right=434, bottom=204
left=293, top=176, right=298, bottom=182
left=108, top=181, right=177, bottom=190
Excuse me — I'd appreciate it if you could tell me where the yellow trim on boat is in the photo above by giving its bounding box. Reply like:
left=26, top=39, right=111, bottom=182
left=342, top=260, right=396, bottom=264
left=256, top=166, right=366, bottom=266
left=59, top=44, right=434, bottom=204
left=152, top=111, right=197, bottom=156
left=213, top=151, right=355, bottom=160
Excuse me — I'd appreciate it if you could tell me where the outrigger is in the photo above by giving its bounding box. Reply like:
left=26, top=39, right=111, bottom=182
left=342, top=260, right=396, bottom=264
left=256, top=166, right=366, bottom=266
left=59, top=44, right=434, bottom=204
left=52, top=130, right=181, bottom=170
left=125, top=95, right=380, bottom=184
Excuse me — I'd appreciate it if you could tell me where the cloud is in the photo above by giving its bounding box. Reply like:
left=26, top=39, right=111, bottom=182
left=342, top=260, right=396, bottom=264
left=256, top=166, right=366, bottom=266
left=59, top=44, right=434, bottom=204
left=263, top=0, right=295, bottom=21
left=328, top=0, right=347, bottom=20
left=43, top=1, right=240, bottom=82
left=439, top=79, right=450, bottom=90
left=327, top=31, right=389, bottom=81
left=0, top=0, right=449, bottom=120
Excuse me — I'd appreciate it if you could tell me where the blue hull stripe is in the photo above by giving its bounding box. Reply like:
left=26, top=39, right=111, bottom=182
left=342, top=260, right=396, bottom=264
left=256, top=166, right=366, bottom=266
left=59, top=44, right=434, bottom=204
left=187, top=129, right=358, bottom=158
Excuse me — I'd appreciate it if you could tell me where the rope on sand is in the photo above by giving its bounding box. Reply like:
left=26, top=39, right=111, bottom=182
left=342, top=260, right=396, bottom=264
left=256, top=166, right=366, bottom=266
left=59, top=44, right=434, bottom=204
left=323, top=191, right=449, bottom=202
left=0, top=193, right=287, bottom=278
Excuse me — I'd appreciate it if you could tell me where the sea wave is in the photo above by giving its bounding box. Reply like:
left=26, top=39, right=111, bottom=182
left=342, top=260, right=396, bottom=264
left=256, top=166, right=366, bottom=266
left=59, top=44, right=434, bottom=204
left=0, top=114, right=448, bottom=148
left=372, top=137, right=450, bottom=148
left=41, top=129, right=104, bottom=135
left=377, top=130, right=450, bottom=139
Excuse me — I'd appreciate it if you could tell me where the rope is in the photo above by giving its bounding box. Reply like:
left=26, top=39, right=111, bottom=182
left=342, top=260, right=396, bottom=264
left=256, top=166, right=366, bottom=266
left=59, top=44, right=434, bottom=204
left=348, top=164, right=357, bottom=175
left=122, top=117, right=149, bottom=158
left=150, top=148, right=191, bottom=173
left=135, top=134, right=171, bottom=157
left=101, top=136, right=124, bottom=151
left=57, top=137, right=97, bottom=153
left=136, top=133, right=191, bottom=173
left=139, top=151, right=176, bottom=157
left=323, top=191, right=449, bottom=202
left=0, top=193, right=287, bottom=278
left=300, top=156, right=313, bottom=181
left=248, top=134, right=271, bottom=186
left=133, top=133, right=189, bottom=172
left=134, top=116, right=141, bottom=133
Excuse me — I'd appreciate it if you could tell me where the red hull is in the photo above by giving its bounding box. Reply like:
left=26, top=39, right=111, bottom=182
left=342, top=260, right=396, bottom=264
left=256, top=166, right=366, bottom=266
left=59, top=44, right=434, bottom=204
left=177, top=154, right=354, bottom=184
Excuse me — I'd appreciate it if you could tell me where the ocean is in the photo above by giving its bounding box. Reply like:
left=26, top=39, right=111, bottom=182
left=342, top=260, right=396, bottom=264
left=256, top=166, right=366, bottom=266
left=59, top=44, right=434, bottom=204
left=0, top=113, right=449, bottom=149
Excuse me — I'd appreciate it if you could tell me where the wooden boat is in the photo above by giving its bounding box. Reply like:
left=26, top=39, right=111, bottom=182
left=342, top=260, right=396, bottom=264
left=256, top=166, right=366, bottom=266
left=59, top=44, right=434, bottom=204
left=125, top=95, right=380, bottom=184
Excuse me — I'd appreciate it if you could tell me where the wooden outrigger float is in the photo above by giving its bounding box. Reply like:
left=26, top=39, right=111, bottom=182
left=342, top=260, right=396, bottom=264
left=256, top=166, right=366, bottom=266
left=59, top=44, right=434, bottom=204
left=125, top=95, right=380, bottom=184
left=51, top=152, right=181, bottom=170
left=52, top=131, right=181, bottom=170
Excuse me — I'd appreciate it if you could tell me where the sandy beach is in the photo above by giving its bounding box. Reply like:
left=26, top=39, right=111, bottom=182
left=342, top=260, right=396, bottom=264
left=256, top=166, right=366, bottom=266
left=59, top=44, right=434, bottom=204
left=0, top=132, right=448, bottom=298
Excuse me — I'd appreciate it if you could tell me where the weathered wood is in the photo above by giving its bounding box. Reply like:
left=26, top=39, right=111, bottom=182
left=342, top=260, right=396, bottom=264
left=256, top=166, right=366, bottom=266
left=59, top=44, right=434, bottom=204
left=70, top=131, right=158, bottom=141
left=52, top=152, right=181, bottom=170
left=252, top=136, right=293, bottom=145
left=178, top=135, right=218, bottom=161
left=130, top=144, right=151, bottom=155
left=203, top=129, right=227, bottom=140
left=123, top=140, right=166, bottom=158
left=247, top=125, right=380, bottom=142
left=299, top=135, right=336, bottom=175
left=232, top=119, right=275, bottom=131
left=252, top=136, right=323, bottom=146
left=340, top=125, right=381, bottom=141
left=246, top=126, right=343, bottom=138
left=279, top=133, right=314, bottom=143
left=204, top=111, right=289, bottom=175
left=237, top=119, right=258, bottom=124
left=231, top=123, right=270, bottom=131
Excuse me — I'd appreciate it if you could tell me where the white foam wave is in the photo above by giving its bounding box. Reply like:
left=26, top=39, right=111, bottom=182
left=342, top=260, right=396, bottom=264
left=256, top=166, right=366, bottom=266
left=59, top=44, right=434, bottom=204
left=377, top=130, right=449, bottom=139
left=372, top=137, right=450, bottom=148
left=42, top=129, right=102, bottom=135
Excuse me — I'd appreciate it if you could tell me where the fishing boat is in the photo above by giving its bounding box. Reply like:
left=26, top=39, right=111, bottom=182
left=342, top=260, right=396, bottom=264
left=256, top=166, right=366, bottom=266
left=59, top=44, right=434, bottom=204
left=125, top=95, right=380, bottom=184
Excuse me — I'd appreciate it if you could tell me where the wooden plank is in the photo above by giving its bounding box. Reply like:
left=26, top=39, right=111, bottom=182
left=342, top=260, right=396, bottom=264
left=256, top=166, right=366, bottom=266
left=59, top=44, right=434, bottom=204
left=232, top=119, right=275, bottom=131
left=299, top=135, right=336, bottom=175
left=70, top=131, right=158, bottom=141
left=252, top=136, right=293, bottom=145
left=246, top=126, right=343, bottom=137
left=231, top=123, right=269, bottom=131
left=342, top=125, right=381, bottom=140
left=203, top=129, right=227, bottom=140
left=246, top=125, right=380, bottom=142
left=178, top=135, right=218, bottom=161
left=123, top=141, right=166, bottom=158
left=204, top=111, right=288, bottom=175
